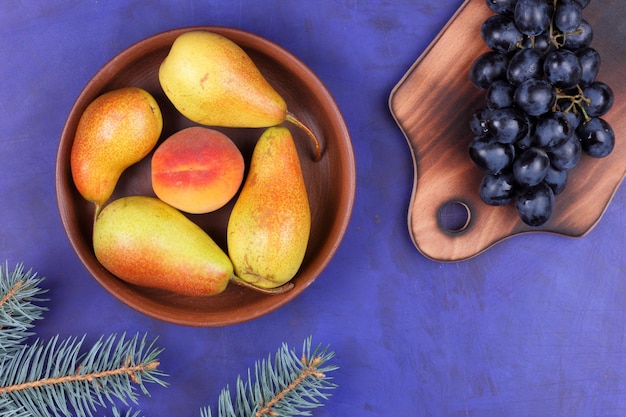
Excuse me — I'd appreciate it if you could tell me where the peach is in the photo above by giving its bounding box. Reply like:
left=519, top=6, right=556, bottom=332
left=151, top=126, right=244, bottom=214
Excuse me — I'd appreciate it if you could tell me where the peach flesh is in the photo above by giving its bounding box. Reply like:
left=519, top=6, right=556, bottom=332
left=151, top=126, right=244, bottom=214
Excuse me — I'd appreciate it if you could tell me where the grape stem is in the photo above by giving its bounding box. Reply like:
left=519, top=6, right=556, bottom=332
left=544, top=0, right=585, bottom=49
left=554, top=85, right=592, bottom=122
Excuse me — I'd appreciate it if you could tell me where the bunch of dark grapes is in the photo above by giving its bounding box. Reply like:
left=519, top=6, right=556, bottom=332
left=468, top=0, right=614, bottom=226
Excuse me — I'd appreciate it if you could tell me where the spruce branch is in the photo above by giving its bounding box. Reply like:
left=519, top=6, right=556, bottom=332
left=201, top=337, right=337, bottom=417
left=0, top=332, right=167, bottom=417
left=0, top=262, right=48, bottom=357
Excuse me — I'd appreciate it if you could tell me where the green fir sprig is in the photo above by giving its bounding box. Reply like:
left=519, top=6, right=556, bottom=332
left=0, top=262, right=48, bottom=357
left=0, top=332, right=167, bottom=417
left=202, top=337, right=338, bottom=417
left=0, top=261, right=338, bottom=417
left=0, top=262, right=167, bottom=417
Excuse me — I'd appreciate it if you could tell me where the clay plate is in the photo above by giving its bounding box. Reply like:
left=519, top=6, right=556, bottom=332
left=389, top=0, right=626, bottom=262
left=56, top=26, right=356, bottom=326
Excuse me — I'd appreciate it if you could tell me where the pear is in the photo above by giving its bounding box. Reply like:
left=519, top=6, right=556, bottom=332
left=227, top=126, right=311, bottom=289
left=93, top=196, right=232, bottom=296
left=158, top=30, right=320, bottom=160
left=93, top=195, right=293, bottom=296
left=70, top=87, right=162, bottom=214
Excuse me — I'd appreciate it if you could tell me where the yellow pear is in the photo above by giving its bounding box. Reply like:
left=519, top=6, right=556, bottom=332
left=93, top=196, right=233, bottom=296
left=227, top=126, right=311, bottom=289
left=158, top=30, right=320, bottom=160
left=70, top=87, right=162, bottom=213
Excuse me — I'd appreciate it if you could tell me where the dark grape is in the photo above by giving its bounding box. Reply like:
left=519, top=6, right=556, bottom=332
left=487, top=107, right=530, bottom=143
left=469, top=135, right=516, bottom=174
left=514, top=0, right=553, bottom=36
left=470, top=51, right=510, bottom=89
left=573, top=0, right=590, bottom=9
left=486, top=80, right=516, bottom=109
left=547, top=135, right=582, bottom=170
left=485, top=0, right=517, bottom=16
left=507, top=48, right=544, bottom=86
left=515, top=182, right=554, bottom=226
left=521, top=31, right=552, bottom=52
left=470, top=108, right=492, bottom=135
left=561, top=109, right=582, bottom=130
left=563, top=20, right=593, bottom=50
left=576, top=47, right=600, bottom=86
left=480, top=171, right=517, bottom=206
left=555, top=0, right=583, bottom=33
left=581, top=81, right=614, bottom=117
left=577, top=118, right=615, bottom=158
left=516, top=129, right=535, bottom=151
left=469, top=0, right=610, bottom=226
left=481, top=15, right=524, bottom=53
left=534, top=112, right=572, bottom=148
left=514, top=79, right=556, bottom=116
left=513, top=147, right=550, bottom=187
left=543, top=49, right=582, bottom=89
left=544, top=166, right=568, bottom=195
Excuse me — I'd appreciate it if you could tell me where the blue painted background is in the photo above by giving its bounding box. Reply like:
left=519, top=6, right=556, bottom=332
left=1, top=1, right=625, bottom=416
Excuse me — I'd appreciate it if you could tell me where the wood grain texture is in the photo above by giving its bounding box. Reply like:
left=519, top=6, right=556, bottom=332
left=389, top=0, right=626, bottom=262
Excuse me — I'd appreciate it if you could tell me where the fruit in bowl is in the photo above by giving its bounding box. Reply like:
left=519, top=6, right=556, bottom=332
left=151, top=126, right=245, bottom=215
left=159, top=30, right=321, bottom=160
left=71, top=29, right=325, bottom=297
left=70, top=87, right=162, bottom=213
left=228, top=126, right=311, bottom=290
left=93, top=195, right=234, bottom=297
left=56, top=26, right=355, bottom=326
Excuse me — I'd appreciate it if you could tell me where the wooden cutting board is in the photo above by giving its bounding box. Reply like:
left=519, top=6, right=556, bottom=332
left=389, top=0, right=626, bottom=262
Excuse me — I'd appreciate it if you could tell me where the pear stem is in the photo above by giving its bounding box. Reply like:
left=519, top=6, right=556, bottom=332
left=92, top=203, right=102, bottom=236
left=230, top=275, right=294, bottom=295
left=94, top=203, right=102, bottom=219
left=285, top=111, right=322, bottom=162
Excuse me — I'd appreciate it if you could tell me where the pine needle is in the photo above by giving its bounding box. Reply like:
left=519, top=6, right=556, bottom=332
left=0, top=262, right=48, bottom=357
left=0, top=332, right=168, bottom=417
left=201, top=337, right=337, bottom=417
left=111, top=407, right=144, bottom=417
left=0, top=396, right=29, bottom=417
